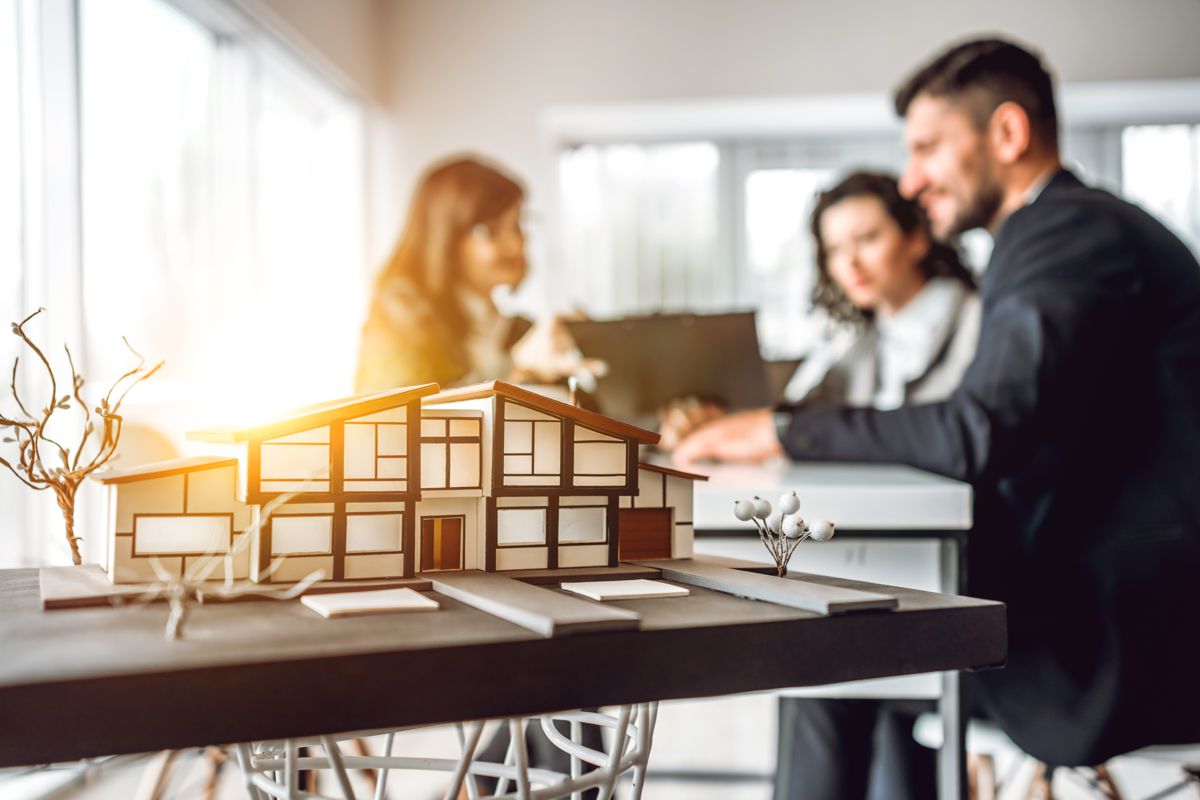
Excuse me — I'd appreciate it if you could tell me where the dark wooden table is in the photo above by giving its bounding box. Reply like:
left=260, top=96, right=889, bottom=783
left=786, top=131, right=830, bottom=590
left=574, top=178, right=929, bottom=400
left=0, top=566, right=1005, bottom=785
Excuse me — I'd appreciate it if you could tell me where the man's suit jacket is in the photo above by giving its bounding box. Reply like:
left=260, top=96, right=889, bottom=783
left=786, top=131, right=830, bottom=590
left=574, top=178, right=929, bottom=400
left=780, top=170, right=1200, bottom=766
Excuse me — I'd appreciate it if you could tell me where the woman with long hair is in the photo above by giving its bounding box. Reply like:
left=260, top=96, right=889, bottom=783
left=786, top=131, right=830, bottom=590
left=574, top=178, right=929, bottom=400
left=355, top=156, right=533, bottom=393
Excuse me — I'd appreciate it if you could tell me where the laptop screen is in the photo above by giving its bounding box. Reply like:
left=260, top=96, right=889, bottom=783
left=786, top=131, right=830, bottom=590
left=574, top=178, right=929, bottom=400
left=565, top=311, right=770, bottom=428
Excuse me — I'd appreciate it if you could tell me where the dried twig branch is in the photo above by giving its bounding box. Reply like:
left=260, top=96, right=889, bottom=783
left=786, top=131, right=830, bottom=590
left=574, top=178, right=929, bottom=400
left=0, top=309, right=163, bottom=565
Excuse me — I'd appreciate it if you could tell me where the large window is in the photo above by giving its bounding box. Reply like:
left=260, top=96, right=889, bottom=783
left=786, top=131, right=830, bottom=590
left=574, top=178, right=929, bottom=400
left=420, top=414, right=482, bottom=490
left=1, top=0, right=367, bottom=568
left=1122, top=125, right=1200, bottom=253
left=557, top=107, right=1200, bottom=361
left=501, top=402, right=562, bottom=486
left=79, top=0, right=365, bottom=433
left=0, top=0, right=25, bottom=566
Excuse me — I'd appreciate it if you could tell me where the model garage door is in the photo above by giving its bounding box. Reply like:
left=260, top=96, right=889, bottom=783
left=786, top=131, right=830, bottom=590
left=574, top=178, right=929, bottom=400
left=618, top=508, right=672, bottom=560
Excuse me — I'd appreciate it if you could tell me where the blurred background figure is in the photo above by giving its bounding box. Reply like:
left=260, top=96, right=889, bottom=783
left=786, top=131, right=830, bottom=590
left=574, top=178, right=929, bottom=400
left=356, top=155, right=594, bottom=393
left=663, top=170, right=980, bottom=463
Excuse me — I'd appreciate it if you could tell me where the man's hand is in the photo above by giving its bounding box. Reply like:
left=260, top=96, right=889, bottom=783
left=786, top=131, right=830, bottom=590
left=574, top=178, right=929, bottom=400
left=509, top=313, right=607, bottom=385
left=672, top=407, right=784, bottom=467
left=657, top=397, right=726, bottom=452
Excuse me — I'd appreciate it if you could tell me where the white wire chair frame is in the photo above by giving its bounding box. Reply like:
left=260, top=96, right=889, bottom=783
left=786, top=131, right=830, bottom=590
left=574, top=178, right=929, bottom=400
left=234, top=702, right=659, bottom=800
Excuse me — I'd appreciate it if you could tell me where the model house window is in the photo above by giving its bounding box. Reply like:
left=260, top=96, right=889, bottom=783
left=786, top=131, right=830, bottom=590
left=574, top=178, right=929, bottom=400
left=4, top=0, right=366, bottom=567
left=421, top=415, right=482, bottom=490
left=345, top=512, right=403, bottom=553
left=79, top=0, right=366, bottom=432
left=502, top=402, right=562, bottom=486
left=496, top=507, right=547, bottom=546
left=559, top=506, right=607, bottom=544
left=132, top=514, right=233, bottom=556
left=259, top=426, right=331, bottom=492
left=270, top=514, right=333, bottom=555
left=344, top=422, right=408, bottom=489
left=572, top=425, right=627, bottom=487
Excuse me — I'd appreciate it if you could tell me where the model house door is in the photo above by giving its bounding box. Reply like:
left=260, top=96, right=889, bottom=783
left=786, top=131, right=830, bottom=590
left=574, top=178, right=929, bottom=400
left=420, top=516, right=463, bottom=571
left=617, top=508, right=672, bottom=560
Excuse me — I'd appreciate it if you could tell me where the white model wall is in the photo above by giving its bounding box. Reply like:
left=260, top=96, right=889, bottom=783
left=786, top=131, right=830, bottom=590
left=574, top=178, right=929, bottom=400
left=107, top=464, right=251, bottom=583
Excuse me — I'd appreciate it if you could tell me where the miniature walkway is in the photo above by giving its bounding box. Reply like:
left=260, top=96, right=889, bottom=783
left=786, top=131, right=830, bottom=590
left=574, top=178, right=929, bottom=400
left=429, top=572, right=641, bottom=637
left=633, top=559, right=899, bottom=614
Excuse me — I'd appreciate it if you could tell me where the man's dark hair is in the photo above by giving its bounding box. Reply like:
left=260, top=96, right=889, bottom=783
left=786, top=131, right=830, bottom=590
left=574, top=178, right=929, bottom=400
left=894, top=38, right=1059, bottom=150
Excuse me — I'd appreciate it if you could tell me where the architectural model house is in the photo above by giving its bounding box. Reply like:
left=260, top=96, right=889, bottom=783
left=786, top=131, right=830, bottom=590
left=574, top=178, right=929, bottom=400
left=94, top=381, right=705, bottom=585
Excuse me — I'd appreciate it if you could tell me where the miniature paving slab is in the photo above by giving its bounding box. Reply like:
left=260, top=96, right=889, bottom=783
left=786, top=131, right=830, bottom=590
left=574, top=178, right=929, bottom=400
left=635, top=558, right=899, bottom=614
left=429, top=572, right=641, bottom=637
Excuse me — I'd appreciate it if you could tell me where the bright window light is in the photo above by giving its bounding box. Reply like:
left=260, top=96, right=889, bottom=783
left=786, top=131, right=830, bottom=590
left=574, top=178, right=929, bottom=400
left=79, top=0, right=366, bottom=440
left=1122, top=124, right=1200, bottom=254
left=744, top=168, right=836, bottom=356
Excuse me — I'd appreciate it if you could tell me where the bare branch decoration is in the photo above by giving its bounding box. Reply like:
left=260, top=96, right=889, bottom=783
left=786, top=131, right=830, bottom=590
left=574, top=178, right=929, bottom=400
left=0, top=309, right=163, bottom=565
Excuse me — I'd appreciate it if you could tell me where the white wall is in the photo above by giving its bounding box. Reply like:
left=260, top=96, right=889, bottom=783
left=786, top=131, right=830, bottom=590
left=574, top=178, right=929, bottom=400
left=253, top=0, right=1200, bottom=310
left=375, top=0, right=1200, bottom=312
left=245, top=0, right=385, bottom=102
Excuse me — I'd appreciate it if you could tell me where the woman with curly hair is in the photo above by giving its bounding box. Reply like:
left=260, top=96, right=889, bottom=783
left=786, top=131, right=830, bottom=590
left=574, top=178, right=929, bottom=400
left=781, top=169, right=980, bottom=413
left=664, top=170, right=981, bottom=459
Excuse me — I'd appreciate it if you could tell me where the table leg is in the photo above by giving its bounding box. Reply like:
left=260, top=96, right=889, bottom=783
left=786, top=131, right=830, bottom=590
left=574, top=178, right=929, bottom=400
left=938, top=535, right=968, bottom=800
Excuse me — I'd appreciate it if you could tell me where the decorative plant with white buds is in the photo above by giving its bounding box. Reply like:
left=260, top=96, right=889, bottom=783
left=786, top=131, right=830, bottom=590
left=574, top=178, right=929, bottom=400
left=733, top=491, right=835, bottom=577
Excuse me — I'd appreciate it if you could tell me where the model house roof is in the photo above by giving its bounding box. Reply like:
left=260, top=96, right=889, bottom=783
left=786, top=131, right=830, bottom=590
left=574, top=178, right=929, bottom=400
left=91, top=455, right=239, bottom=484
left=426, top=381, right=661, bottom=445
left=187, top=383, right=441, bottom=443
left=637, top=462, right=709, bottom=482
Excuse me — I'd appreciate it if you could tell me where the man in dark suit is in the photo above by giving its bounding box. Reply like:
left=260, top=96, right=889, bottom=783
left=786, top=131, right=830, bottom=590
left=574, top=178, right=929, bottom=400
left=676, top=37, right=1200, bottom=774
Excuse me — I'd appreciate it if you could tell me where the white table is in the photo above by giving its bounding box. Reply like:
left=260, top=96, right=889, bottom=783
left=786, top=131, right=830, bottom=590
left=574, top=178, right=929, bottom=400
left=688, top=459, right=975, bottom=799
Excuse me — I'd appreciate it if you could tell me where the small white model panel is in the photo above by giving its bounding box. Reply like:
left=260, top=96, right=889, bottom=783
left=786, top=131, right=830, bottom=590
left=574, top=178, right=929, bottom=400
left=346, top=513, right=403, bottom=552
left=349, top=406, right=407, bottom=424
left=503, top=402, right=556, bottom=421
left=496, top=547, right=548, bottom=570
left=115, top=475, right=184, bottom=532
left=271, top=515, right=333, bottom=555
left=265, top=426, right=329, bottom=444
left=558, top=545, right=609, bottom=568
left=665, top=475, right=695, bottom=523
left=260, top=443, right=330, bottom=481
left=559, top=506, right=607, bottom=543
left=134, top=514, right=232, bottom=556
left=497, top=508, right=547, bottom=545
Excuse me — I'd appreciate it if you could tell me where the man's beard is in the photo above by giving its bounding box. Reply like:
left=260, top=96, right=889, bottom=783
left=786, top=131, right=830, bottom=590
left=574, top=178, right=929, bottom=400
left=944, top=172, right=1004, bottom=238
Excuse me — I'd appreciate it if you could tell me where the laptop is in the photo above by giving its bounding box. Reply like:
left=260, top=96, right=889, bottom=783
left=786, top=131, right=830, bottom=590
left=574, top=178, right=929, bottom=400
left=565, top=311, right=772, bottom=429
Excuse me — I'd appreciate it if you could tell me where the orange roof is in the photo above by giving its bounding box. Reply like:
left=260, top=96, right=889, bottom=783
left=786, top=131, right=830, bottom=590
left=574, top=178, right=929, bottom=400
left=91, top=456, right=238, bottom=485
left=188, top=383, right=440, bottom=443
left=426, top=381, right=660, bottom=445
